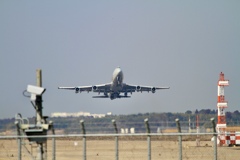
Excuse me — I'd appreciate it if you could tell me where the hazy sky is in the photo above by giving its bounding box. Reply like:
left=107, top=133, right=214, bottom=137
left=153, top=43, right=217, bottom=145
left=1, top=1, right=239, bottom=119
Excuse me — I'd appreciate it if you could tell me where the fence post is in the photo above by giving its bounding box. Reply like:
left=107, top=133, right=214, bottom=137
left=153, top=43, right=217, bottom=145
left=211, top=118, right=217, bottom=160
left=112, top=119, right=118, bottom=160
left=175, top=119, right=182, bottom=160
left=80, top=120, right=86, bottom=160
left=49, top=121, right=55, bottom=160
left=15, top=121, right=22, bottom=160
left=144, top=118, right=151, bottom=160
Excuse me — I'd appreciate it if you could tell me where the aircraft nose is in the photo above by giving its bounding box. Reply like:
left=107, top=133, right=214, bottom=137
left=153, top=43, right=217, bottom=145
left=117, top=68, right=122, bottom=75
left=113, top=67, right=123, bottom=80
left=115, top=67, right=121, bottom=73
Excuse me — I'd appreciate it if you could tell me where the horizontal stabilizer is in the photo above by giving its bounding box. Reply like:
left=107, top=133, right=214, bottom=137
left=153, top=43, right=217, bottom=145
left=92, top=95, right=131, bottom=98
left=92, top=96, right=109, bottom=98
left=118, top=95, right=131, bottom=98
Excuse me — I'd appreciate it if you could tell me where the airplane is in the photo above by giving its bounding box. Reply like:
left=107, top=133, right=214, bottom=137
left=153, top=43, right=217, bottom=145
left=58, top=67, right=170, bottom=100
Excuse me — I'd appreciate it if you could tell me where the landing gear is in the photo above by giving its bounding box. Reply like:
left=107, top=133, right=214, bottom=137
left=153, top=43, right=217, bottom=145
left=109, top=92, right=120, bottom=100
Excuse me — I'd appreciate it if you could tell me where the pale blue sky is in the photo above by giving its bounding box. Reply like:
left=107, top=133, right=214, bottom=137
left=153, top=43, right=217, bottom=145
left=0, top=1, right=239, bottom=118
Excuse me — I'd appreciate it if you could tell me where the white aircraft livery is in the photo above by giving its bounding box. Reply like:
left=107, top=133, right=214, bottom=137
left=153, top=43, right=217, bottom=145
left=58, top=67, right=170, bottom=100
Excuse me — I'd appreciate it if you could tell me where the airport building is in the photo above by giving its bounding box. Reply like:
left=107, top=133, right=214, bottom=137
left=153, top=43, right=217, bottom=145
left=51, top=111, right=112, bottom=118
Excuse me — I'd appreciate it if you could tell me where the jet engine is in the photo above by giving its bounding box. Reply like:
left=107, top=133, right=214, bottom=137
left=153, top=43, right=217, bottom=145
left=136, top=86, right=141, bottom=92
left=75, top=87, right=80, bottom=93
left=92, top=86, right=98, bottom=91
left=151, top=87, right=156, bottom=93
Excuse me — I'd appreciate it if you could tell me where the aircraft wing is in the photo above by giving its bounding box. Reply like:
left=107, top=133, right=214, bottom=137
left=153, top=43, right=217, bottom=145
left=58, top=86, right=93, bottom=93
left=121, top=84, right=137, bottom=93
left=58, top=83, right=112, bottom=93
left=92, top=83, right=111, bottom=93
left=123, top=84, right=170, bottom=93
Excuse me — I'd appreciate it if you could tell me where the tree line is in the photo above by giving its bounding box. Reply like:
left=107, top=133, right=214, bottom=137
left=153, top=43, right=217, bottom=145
left=0, top=109, right=239, bottom=134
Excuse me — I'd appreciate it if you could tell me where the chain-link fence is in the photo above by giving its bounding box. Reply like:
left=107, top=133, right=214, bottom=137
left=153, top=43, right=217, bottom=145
left=0, top=133, right=239, bottom=160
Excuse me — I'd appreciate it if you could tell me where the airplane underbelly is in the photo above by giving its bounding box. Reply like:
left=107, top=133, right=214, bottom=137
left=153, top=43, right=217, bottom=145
left=111, top=84, right=122, bottom=92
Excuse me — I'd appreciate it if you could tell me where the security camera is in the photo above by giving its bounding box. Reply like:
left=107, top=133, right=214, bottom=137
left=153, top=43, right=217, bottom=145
left=27, top=85, right=46, bottom=96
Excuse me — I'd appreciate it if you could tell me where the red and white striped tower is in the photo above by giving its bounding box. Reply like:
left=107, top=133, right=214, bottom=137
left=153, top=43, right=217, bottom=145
left=216, top=72, right=229, bottom=134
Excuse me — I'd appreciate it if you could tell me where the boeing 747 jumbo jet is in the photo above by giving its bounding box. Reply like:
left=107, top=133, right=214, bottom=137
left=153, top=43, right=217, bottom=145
left=58, top=67, right=170, bottom=100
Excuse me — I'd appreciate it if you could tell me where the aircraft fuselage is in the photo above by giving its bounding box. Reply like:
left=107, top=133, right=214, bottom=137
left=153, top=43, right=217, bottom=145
left=109, top=67, right=124, bottom=99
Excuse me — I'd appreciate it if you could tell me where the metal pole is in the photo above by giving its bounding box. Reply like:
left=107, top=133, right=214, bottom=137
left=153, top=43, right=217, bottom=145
left=18, top=138, right=22, bottom=160
left=176, top=119, right=182, bottom=160
left=15, top=121, right=22, bottom=160
left=43, top=117, right=48, bottom=160
left=144, top=118, right=151, bottom=160
left=36, top=69, right=43, bottom=125
left=49, top=121, right=55, bottom=160
left=112, top=119, right=118, bottom=160
left=211, top=118, right=217, bottom=160
left=37, top=144, right=43, bottom=160
left=144, top=118, right=150, bottom=134
left=80, top=120, right=86, bottom=160
left=52, top=135, right=56, bottom=160
left=36, top=69, right=44, bottom=160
